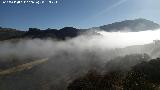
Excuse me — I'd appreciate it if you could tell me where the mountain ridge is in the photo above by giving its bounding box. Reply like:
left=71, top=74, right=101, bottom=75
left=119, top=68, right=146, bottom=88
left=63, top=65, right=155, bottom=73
left=94, top=18, right=160, bottom=32
left=0, top=18, right=159, bottom=40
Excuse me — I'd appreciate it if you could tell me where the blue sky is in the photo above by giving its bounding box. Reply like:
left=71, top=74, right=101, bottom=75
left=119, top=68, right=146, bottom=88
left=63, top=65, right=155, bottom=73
left=0, top=0, right=160, bottom=30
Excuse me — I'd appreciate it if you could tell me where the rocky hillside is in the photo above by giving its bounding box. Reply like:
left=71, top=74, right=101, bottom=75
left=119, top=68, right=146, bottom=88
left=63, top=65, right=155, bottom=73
left=96, top=18, right=160, bottom=32
left=0, top=18, right=159, bottom=40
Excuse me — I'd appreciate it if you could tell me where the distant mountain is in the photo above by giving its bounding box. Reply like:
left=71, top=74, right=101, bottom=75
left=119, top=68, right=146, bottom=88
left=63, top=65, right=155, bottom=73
left=0, top=27, right=100, bottom=41
left=0, top=18, right=159, bottom=41
left=95, top=18, right=160, bottom=32
left=0, top=27, right=82, bottom=40
left=0, top=27, right=25, bottom=41
left=24, top=27, right=80, bottom=40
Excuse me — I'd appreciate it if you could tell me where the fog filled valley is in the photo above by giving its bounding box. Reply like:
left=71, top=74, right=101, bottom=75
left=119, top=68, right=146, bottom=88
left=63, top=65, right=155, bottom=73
left=1, top=19, right=160, bottom=90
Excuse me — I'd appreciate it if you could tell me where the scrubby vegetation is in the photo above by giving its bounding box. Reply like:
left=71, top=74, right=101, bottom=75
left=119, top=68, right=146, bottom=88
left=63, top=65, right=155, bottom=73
left=0, top=53, right=155, bottom=90
left=68, top=56, right=160, bottom=90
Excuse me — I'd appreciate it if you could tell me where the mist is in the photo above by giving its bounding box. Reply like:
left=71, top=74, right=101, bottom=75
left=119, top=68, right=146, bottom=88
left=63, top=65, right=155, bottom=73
left=0, top=29, right=160, bottom=59
left=0, top=29, right=160, bottom=90
left=97, top=29, right=160, bottom=48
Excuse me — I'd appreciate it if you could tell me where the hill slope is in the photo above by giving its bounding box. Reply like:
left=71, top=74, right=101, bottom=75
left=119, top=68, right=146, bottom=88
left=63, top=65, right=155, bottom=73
left=96, top=18, right=160, bottom=32
left=0, top=18, right=159, bottom=40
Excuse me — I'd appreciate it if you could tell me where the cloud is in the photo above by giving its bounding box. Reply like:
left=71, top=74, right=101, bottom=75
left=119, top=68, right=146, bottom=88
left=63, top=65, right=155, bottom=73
left=0, top=28, right=160, bottom=90
left=97, top=29, right=160, bottom=48
left=0, top=29, right=160, bottom=60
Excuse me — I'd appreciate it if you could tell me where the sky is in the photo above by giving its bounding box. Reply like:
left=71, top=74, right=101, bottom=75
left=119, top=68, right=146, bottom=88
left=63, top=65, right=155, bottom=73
left=0, top=0, right=160, bottom=30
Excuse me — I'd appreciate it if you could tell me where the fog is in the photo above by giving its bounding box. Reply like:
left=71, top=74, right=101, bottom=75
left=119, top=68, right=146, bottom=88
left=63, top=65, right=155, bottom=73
left=0, top=29, right=160, bottom=60
left=0, top=29, right=160, bottom=90
left=98, top=29, right=160, bottom=48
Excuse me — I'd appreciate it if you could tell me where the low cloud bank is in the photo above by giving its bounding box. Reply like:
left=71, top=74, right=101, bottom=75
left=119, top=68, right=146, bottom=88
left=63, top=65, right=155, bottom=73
left=97, top=29, right=160, bottom=48
left=0, top=29, right=160, bottom=60
left=0, top=29, right=160, bottom=90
